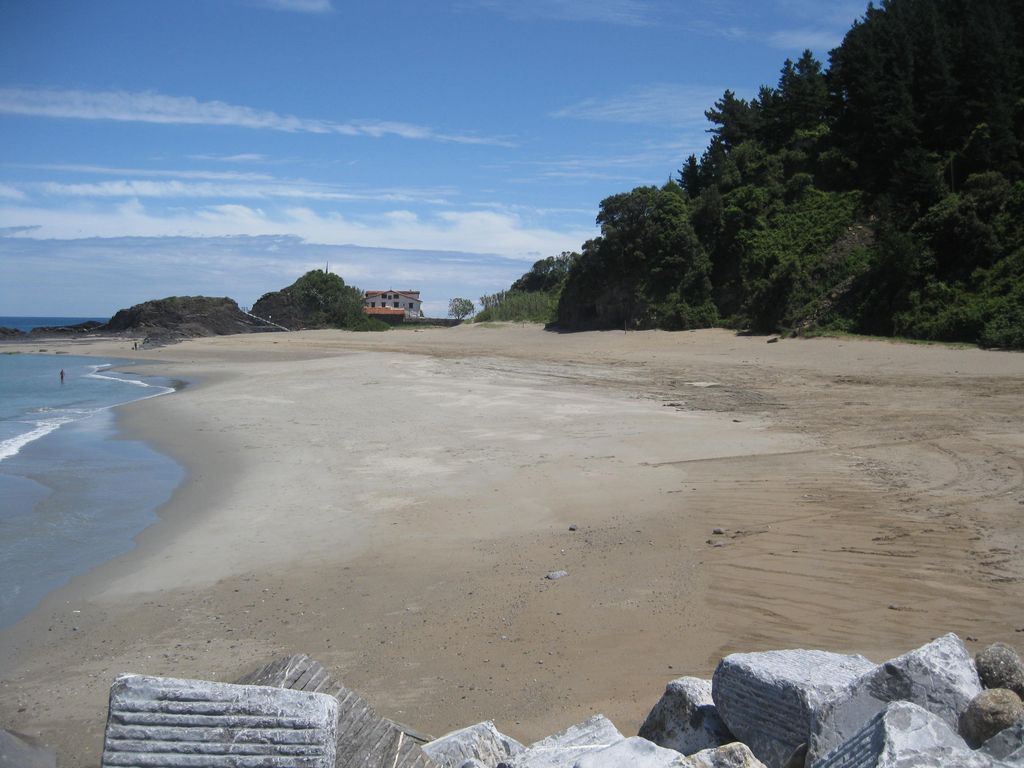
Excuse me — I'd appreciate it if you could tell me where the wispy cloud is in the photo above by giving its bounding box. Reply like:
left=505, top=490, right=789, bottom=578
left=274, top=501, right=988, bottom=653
left=469, top=0, right=656, bottom=26
left=34, top=178, right=452, bottom=205
left=0, top=88, right=515, bottom=147
left=188, top=153, right=269, bottom=163
left=553, top=84, right=724, bottom=127
left=258, top=0, right=332, bottom=13
left=0, top=199, right=593, bottom=261
left=0, top=234, right=529, bottom=316
left=0, top=183, right=25, bottom=200
left=767, top=27, right=846, bottom=52
left=13, top=162, right=275, bottom=182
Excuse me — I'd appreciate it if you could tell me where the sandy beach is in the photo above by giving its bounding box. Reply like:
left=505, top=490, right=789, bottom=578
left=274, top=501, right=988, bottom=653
left=0, top=325, right=1022, bottom=765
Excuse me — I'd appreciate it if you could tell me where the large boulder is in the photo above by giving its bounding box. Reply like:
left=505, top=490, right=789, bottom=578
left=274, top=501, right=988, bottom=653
left=423, top=721, right=524, bottom=767
left=499, top=715, right=623, bottom=768
left=679, top=743, right=767, bottom=767
left=959, top=689, right=1024, bottom=748
left=979, top=719, right=1024, bottom=763
left=572, top=736, right=688, bottom=767
left=639, top=677, right=734, bottom=755
left=100, top=674, right=338, bottom=768
left=807, top=633, right=982, bottom=763
left=976, top=643, right=1024, bottom=699
left=712, top=649, right=874, bottom=768
left=809, top=700, right=991, bottom=768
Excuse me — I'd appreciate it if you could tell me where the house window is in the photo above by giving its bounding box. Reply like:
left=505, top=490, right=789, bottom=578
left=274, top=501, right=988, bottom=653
left=370, top=302, right=376, bottom=307
left=393, top=301, right=399, bottom=308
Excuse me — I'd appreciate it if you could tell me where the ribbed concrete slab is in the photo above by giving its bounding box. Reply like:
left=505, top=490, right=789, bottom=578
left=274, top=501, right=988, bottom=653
left=100, top=674, right=338, bottom=768
left=238, top=654, right=437, bottom=768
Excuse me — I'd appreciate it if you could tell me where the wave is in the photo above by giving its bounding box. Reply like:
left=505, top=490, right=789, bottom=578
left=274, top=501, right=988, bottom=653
left=0, top=416, right=75, bottom=462
left=0, top=363, right=174, bottom=464
left=85, top=364, right=175, bottom=398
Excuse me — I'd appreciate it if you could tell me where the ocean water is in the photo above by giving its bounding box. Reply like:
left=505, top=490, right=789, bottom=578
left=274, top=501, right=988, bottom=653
left=0, top=354, right=184, bottom=628
left=0, top=316, right=107, bottom=333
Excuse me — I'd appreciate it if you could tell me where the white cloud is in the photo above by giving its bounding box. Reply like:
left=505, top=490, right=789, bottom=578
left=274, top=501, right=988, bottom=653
left=0, top=88, right=515, bottom=147
left=0, top=183, right=25, bottom=200
left=553, top=84, right=724, bottom=127
left=0, top=199, right=594, bottom=261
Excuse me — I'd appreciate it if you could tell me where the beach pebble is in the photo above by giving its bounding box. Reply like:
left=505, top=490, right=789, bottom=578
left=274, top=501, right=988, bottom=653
left=959, top=688, right=1024, bottom=747
left=712, top=527, right=726, bottom=535
left=545, top=570, right=569, bottom=580
left=568, top=524, right=578, bottom=531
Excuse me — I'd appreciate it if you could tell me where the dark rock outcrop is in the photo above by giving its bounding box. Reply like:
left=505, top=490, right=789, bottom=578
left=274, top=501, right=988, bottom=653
left=104, top=296, right=281, bottom=342
left=27, top=320, right=104, bottom=336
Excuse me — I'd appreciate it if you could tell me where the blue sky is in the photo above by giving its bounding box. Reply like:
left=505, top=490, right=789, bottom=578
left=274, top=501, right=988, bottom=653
left=0, top=0, right=866, bottom=317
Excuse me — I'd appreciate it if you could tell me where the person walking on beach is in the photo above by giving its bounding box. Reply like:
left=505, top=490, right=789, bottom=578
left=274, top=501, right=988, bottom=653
left=59, top=368, right=64, bottom=384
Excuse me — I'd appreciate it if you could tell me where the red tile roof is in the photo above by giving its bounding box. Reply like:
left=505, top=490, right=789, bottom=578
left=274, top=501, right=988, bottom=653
left=363, top=307, right=407, bottom=316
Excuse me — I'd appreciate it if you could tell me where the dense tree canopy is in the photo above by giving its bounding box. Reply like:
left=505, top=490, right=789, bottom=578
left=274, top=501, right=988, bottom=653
left=540, top=0, right=1024, bottom=347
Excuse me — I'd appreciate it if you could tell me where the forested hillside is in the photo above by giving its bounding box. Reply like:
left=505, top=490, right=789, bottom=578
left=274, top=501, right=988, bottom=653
left=508, top=0, right=1024, bottom=347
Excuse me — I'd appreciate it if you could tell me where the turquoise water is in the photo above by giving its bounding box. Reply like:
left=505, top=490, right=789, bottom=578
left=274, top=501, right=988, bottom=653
left=0, top=354, right=184, bottom=628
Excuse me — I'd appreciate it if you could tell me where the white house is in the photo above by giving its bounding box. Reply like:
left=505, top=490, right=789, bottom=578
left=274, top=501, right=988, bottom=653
left=364, top=289, right=423, bottom=319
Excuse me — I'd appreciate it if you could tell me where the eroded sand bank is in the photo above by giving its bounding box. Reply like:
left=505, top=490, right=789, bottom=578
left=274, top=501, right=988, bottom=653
left=0, top=325, right=1021, bottom=765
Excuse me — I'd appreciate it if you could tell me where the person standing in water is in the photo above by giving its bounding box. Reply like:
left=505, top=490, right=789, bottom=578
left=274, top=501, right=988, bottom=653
left=59, top=368, right=64, bottom=384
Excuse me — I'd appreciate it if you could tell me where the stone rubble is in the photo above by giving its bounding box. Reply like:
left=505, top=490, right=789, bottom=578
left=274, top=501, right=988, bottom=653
left=807, top=632, right=983, bottom=763
left=639, top=677, right=735, bottom=755
left=497, top=715, right=624, bottom=768
left=25, top=635, right=1020, bottom=767
left=423, top=721, right=525, bottom=768
left=712, top=648, right=875, bottom=767
left=810, top=700, right=994, bottom=768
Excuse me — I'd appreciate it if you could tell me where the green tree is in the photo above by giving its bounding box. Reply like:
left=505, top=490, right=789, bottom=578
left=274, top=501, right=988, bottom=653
left=448, top=298, right=474, bottom=319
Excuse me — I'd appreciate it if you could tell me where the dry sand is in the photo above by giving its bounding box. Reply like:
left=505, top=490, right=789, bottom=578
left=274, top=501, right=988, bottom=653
left=0, top=325, right=1022, bottom=765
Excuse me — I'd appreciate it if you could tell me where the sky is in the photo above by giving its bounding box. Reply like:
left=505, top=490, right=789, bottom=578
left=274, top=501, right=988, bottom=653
left=0, top=0, right=868, bottom=318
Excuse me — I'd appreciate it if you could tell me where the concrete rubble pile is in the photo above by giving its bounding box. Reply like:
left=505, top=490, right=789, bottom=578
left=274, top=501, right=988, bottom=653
left=8, top=633, right=1021, bottom=767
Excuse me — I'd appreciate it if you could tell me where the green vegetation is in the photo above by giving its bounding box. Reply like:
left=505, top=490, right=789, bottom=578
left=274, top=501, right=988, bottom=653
left=475, top=253, right=576, bottom=324
left=505, top=0, right=1024, bottom=347
left=253, top=270, right=389, bottom=331
left=448, top=297, right=475, bottom=320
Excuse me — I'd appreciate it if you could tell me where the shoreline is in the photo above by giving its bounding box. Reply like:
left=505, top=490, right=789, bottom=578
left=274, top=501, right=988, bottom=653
left=0, top=352, right=184, bottom=630
left=0, top=326, right=1022, bottom=765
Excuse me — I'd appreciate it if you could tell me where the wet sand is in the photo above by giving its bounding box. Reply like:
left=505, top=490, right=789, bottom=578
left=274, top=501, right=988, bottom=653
left=0, top=325, right=1022, bottom=765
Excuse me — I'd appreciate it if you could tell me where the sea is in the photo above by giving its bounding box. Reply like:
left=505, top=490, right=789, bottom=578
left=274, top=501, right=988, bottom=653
left=0, top=316, right=107, bottom=333
left=0, top=327, right=184, bottom=629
